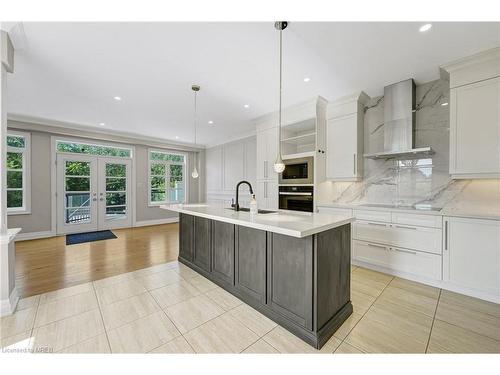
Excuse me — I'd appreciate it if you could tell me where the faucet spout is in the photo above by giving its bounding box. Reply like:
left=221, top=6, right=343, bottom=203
left=232, top=180, right=254, bottom=211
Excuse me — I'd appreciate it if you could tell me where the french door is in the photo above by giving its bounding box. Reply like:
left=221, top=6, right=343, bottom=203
left=56, top=154, right=132, bottom=234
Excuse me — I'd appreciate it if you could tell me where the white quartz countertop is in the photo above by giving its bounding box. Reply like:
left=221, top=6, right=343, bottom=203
left=317, top=202, right=500, bottom=221
left=160, top=204, right=353, bottom=238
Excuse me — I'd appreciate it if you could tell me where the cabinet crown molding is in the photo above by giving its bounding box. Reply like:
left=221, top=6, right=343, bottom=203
left=441, top=47, right=500, bottom=73
left=329, top=91, right=370, bottom=107
left=1, top=31, right=14, bottom=72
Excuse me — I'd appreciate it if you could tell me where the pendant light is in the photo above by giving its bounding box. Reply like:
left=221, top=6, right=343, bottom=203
left=191, top=84, right=200, bottom=179
left=273, top=21, right=287, bottom=174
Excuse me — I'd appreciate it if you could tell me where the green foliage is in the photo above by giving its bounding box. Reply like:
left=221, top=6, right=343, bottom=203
left=65, top=177, right=90, bottom=191
left=65, top=161, right=90, bottom=176
left=106, top=164, right=126, bottom=177
left=150, top=163, right=165, bottom=176
left=7, top=152, right=22, bottom=169
left=150, top=151, right=184, bottom=163
left=106, top=193, right=126, bottom=206
left=7, top=171, right=22, bottom=188
left=7, top=191, right=22, bottom=208
left=7, top=135, right=25, bottom=148
left=106, top=178, right=126, bottom=191
left=57, top=142, right=131, bottom=157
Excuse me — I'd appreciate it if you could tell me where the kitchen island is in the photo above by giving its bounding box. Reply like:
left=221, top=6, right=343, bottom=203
left=161, top=203, right=354, bottom=349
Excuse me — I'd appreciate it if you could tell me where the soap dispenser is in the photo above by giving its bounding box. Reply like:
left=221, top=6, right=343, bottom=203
left=250, top=194, right=258, bottom=215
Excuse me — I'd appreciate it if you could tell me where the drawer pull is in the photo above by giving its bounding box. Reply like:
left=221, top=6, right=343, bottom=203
left=367, top=243, right=389, bottom=250
left=392, top=247, right=417, bottom=255
left=366, top=222, right=388, bottom=227
left=394, top=225, right=418, bottom=230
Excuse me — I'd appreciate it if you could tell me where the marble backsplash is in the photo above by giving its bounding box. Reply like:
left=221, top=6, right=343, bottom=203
left=317, top=78, right=500, bottom=212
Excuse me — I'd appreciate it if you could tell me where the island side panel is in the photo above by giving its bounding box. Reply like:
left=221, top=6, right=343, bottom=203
left=179, top=213, right=194, bottom=262
left=315, top=224, right=352, bottom=330
left=212, top=220, right=235, bottom=287
left=235, top=226, right=267, bottom=304
left=267, top=233, right=313, bottom=330
left=193, top=216, right=212, bottom=272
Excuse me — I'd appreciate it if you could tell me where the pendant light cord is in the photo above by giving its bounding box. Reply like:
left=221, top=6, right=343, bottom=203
left=194, top=90, right=197, bottom=145
left=278, top=27, right=282, bottom=154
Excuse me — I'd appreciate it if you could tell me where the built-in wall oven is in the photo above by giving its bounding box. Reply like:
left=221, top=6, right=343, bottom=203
left=278, top=157, right=314, bottom=185
left=279, top=186, right=314, bottom=212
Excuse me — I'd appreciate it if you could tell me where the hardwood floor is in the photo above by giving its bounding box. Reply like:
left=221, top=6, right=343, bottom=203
left=15, top=223, right=180, bottom=298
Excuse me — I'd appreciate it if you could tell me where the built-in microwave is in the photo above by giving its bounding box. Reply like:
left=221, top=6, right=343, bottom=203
left=278, top=157, right=314, bottom=185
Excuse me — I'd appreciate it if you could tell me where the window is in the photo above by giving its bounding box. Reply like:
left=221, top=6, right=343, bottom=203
left=6, top=131, right=31, bottom=214
left=56, top=140, right=132, bottom=158
left=149, top=150, right=186, bottom=205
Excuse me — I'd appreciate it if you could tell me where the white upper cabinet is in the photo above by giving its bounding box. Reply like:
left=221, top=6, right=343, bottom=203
left=442, top=47, right=500, bottom=179
left=326, top=92, right=369, bottom=181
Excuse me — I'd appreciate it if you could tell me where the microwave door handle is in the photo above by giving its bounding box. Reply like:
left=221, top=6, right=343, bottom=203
left=278, top=192, right=313, bottom=196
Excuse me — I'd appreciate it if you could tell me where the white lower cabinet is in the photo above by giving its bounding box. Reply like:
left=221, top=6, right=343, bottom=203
left=352, top=240, right=442, bottom=280
left=350, top=210, right=443, bottom=282
left=443, top=216, right=500, bottom=300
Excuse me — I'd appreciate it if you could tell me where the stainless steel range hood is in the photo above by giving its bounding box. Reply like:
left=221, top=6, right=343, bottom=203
left=364, top=79, right=434, bottom=159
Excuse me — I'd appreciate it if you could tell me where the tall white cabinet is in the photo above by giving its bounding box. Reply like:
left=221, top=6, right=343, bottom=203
left=205, top=136, right=256, bottom=206
left=442, top=47, right=500, bottom=179
left=325, top=92, right=369, bottom=181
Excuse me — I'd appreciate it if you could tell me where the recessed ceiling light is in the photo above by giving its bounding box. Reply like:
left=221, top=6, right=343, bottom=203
left=208, top=120, right=214, bottom=125
left=113, top=96, right=122, bottom=101
left=441, top=102, right=449, bottom=106
left=99, top=122, right=106, bottom=126
left=303, top=77, right=311, bottom=82
left=419, top=23, right=432, bottom=32
left=243, top=104, right=250, bottom=108
left=175, top=136, right=179, bottom=140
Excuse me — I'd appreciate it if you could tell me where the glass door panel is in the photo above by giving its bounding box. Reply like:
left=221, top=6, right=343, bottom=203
left=98, top=158, right=132, bottom=229
left=57, top=154, right=98, bottom=234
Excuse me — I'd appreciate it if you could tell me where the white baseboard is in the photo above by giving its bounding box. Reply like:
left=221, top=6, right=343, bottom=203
left=134, top=217, right=179, bottom=227
left=352, top=259, right=500, bottom=304
left=0, top=287, right=19, bottom=317
left=15, top=230, right=56, bottom=242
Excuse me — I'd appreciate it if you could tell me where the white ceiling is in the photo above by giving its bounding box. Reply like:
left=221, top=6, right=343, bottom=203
left=4, top=22, right=500, bottom=146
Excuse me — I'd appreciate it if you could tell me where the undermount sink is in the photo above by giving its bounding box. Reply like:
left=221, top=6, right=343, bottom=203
left=226, top=207, right=277, bottom=214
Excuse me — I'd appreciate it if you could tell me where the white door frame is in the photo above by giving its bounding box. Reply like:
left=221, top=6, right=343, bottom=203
left=51, top=136, right=136, bottom=235
left=56, top=153, right=98, bottom=234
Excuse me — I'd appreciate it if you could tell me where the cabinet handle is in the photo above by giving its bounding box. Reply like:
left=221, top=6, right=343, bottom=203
left=367, top=243, right=388, bottom=250
left=353, top=153, right=356, bottom=175
left=392, top=247, right=417, bottom=255
left=444, top=220, right=448, bottom=251
left=394, top=225, right=418, bottom=230
left=264, top=182, right=267, bottom=198
left=366, top=222, right=387, bottom=227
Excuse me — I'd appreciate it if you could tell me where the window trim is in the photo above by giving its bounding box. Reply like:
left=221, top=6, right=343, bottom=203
left=7, top=130, right=31, bottom=215
left=148, top=149, right=187, bottom=206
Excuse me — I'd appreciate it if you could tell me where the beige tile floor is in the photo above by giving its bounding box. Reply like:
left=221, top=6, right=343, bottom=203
left=2, top=262, right=500, bottom=354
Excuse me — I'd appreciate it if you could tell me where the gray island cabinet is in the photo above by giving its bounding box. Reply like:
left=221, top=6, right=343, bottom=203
left=166, top=204, right=353, bottom=349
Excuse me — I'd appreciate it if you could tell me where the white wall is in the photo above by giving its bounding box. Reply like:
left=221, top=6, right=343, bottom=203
left=7, top=120, right=204, bottom=235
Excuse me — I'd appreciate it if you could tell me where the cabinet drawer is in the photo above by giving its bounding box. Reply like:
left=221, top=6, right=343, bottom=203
left=392, top=212, right=442, bottom=228
left=353, top=221, right=442, bottom=255
left=353, top=209, right=391, bottom=222
left=352, top=240, right=442, bottom=281
left=317, top=206, right=353, bottom=216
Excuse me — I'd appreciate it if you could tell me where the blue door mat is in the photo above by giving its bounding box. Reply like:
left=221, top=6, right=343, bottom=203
left=66, top=230, right=117, bottom=245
